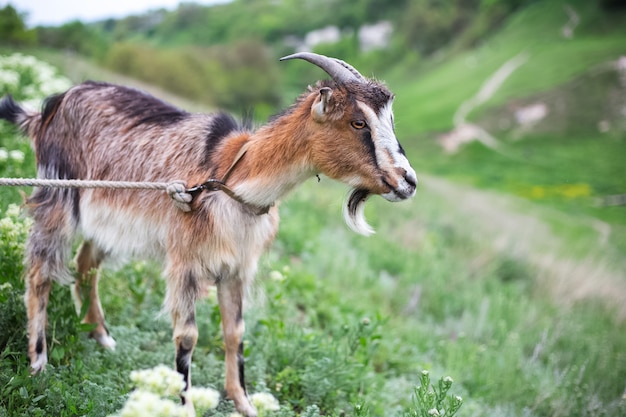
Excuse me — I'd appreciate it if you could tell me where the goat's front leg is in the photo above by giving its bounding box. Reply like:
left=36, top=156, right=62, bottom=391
left=218, top=278, right=256, bottom=417
left=167, top=270, right=200, bottom=416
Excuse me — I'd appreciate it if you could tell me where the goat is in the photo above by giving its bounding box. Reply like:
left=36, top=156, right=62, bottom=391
left=0, top=52, right=417, bottom=416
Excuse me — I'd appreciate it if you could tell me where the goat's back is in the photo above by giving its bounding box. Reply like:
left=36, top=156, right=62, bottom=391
left=27, top=81, right=279, bottom=269
left=35, top=82, right=222, bottom=184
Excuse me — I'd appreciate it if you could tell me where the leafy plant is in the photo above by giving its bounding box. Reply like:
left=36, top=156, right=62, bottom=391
left=403, top=371, right=463, bottom=417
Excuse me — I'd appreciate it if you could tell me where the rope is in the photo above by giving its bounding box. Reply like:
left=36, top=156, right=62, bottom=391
left=0, top=177, right=193, bottom=212
left=0, top=150, right=274, bottom=215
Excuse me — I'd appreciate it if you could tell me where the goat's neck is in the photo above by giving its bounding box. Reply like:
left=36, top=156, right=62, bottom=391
left=223, top=110, right=317, bottom=208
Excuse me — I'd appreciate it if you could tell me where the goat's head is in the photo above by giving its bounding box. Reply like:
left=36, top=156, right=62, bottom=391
left=281, top=52, right=417, bottom=235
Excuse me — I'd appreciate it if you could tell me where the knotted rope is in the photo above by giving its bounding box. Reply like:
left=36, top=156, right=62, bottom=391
left=0, top=178, right=193, bottom=212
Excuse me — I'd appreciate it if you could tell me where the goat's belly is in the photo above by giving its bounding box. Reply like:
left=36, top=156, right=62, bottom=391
left=79, top=201, right=166, bottom=260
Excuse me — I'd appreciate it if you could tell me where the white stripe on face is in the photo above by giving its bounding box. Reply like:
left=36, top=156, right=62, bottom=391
left=357, top=100, right=417, bottom=200
left=358, top=100, right=400, bottom=169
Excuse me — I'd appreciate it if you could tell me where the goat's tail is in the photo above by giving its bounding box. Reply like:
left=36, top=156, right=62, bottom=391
left=0, top=94, right=43, bottom=140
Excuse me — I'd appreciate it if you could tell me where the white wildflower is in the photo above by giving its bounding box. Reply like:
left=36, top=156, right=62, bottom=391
left=250, top=392, right=280, bottom=413
left=0, top=217, right=17, bottom=238
left=22, top=85, right=38, bottom=99
left=0, top=282, right=13, bottom=291
left=0, top=53, right=71, bottom=105
left=421, top=370, right=429, bottom=376
left=20, top=55, right=39, bottom=68
left=35, top=64, right=56, bottom=84
left=129, top=365, right=185, bottom=397
left=118, top=390, right=187, bottom=417
left=269, top=270, right=285, bottom=282
left=6, top=204, right=21, bottom=218
left=0, top=69, right=19, bottom=88
left=132, top=260, right=147, bottom=273
left=184, top=387, right=220, bottom=414
left=455, top=395, right=463, bottom=402
left=40, top=77, right=71, bottom=95
left=427, top=409, right=440, bottom=416
left=0, top=149, right=8, bottom=161
left=21, top=98, right=41, bottom=112
left=443, top=376, right=453, bottom=384
left=9, top=150, right=25, bottom=163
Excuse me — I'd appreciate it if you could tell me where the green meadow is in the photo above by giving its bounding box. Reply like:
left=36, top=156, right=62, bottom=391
left=1, top=0, right=625, bottom=416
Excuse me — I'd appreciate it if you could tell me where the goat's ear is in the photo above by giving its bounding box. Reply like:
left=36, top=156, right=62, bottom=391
left=311, top=87, right=333, bottom=122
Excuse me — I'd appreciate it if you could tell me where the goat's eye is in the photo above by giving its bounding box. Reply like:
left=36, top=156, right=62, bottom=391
left=351, top=120, right=367, bottom=129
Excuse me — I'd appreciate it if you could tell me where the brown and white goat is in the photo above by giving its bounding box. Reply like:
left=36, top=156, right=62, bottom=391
left=0, top=53, right=416, bottom=416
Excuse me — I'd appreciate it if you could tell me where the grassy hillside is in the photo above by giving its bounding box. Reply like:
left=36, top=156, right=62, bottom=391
left=391, top=0, right=626, bottom=134
left=387, top=0, right=626, bottom=250
left=1, top=1, right=626, bottom=416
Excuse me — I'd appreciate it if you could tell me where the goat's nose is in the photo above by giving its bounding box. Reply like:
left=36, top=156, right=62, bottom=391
left=404, top=170, right=417, bottom=189
left=391, top=169, right=417, bottom=200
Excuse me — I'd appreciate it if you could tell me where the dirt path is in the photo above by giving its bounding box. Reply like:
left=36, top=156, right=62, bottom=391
left=421, top=175, right=626, bottom=319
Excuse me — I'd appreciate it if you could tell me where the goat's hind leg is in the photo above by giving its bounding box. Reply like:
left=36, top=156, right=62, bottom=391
left=24, top=196, right=76, bottom=373
left=24, top=260, right=53, bottom=374
left=71, top=241, right=116, bottom=349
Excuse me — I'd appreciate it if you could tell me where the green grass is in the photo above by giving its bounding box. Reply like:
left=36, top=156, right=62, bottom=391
left=2, top=177, right=626, bottom=415
left=418, top=133, right=626, bottom=209
left=2, top=1, right=626, bottom=414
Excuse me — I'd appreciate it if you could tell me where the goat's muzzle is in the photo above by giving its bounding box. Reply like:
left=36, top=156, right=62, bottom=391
left=380, top=168, right=418, bottom=202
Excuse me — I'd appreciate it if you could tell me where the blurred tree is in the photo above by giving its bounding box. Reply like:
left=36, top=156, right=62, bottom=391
left=398, top=0, right=537, bottom=56
left=37, top=21, right=109, bottom=59
left=207, top=40, right=281, bottom=113
left=135, top=0, right=413, bottom=47
left=0, top=4, right=37, bottom=46
left=104, top=39, right=280, bottom=115
left=102, top=10, right=167, bottom=41
left=106, top=42, right=206, bottom=101
left=400, top=0, right=479, bottom=56
left=480, top=0, right=536, bottom=9
left=171, top=2, right=208, bottom=30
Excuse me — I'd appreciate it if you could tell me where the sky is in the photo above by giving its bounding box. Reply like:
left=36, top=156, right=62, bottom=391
left=5, top=0, right=230, bottom=26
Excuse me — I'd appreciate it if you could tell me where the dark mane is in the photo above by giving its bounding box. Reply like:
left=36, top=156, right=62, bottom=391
left=202, top=112, right=240, bottom=166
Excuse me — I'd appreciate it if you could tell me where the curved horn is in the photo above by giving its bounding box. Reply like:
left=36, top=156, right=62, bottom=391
left=280, top=52, right=365, bottom=84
